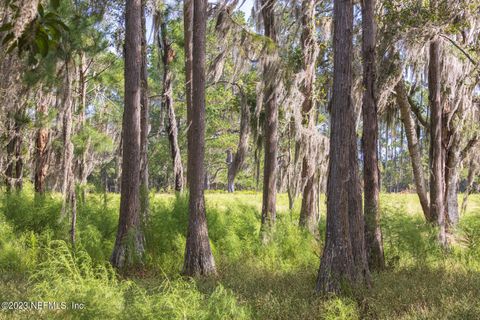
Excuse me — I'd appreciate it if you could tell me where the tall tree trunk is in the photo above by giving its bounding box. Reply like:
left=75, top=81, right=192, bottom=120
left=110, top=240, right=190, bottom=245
left=60, top=63, right=77, bottom=246
left=361, top=0, right=384, bottom=270
left=13, top=111, right=24, bottom=190
left=111, top=0, right=145, bottom=269
left=115, top=134, right=123, bottom=193
left=298, top=0, right=320, bottom=234
left=184, top=0, right=194, bottom=188
left=396, top=81, right=432, bottom=221
left=160, top=15, right=184, bottom=192
left=78, top=52, right=89, bottom=203
left=444, top=135, right=460, bottom=226
left=255, top=142, right=262, bottom=191
left=61, top=64, right=76, bottom=218
left=227, top=89, right=250, bottom=193
left=35, top=101, right=49, bottom=194
left=4, top=114, right=15, bottom=191
left=4, top=109, right=24, bottom=191
left=316, top=0, right=370, bottom=294
left=140, top=0, right=150, bottom=219
left=428, top=36, right=447, bottom=245
left=182, top=0, right=216, bottom=276
left=260, top=0, right=279, bottom=238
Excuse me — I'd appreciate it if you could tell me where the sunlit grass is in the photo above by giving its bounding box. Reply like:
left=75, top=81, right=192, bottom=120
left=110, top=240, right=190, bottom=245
left=0, top=185, right=479, bottom=319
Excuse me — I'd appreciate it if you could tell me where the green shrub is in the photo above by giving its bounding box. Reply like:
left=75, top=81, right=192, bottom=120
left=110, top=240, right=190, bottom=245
left=1, top=190, right=480, bottom=319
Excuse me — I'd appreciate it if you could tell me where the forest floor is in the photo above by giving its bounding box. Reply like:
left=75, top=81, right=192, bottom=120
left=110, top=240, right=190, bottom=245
left=1, top=187, right=480, bottom=319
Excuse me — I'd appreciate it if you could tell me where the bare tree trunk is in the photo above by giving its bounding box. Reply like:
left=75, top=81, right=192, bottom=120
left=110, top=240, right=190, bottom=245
left=59, top=63, right=78, bottom=247
left=78, top=52, right=89, bottom=203
left=115, top=134, right=123, bottom=193
left=298, top=0, right=320, bottom=234
left=61, top=63, right=76, bottom=220
left=160, top=15, right=184, bottom=192
left=140, top=0, right=150, bottom=219
left=70, top=189, right=77, bottom=248
left=4, top=114, right=15, bottom=191
left=444, top=136, right=460, bottom=226
left=255, top=143, right=262, bottom=191
left=4, top=108, right=25, bottom=191
left=299, top=158, right=318, bottom=232
left=35, top=100, right=49, bottom=194
left=461, top=158, right=478, bottom=215
left=428, top=36, right=447, bottom=245
left=316, top=0, right=370, bottom=294
left=13, top=111, right=24, bottom=190
left=111, top=0, right=145, bottom=269
left=361, top=0, right=384, bottom=270
left=227, top=89, right=250, bottom=193
left=184, top=0, right=193, bottom=188
left=260, top=0, right=279, bottom=238
left=286, top=120, right=297, bottom=210
left=396, top=81, right=432, bottom=221
left=182, top=0, right=216, bottom=276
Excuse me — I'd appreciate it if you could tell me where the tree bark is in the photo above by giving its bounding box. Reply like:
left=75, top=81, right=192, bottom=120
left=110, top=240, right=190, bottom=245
left=361, top=0, right=384, bottom=270
left=4, top=109, right=24, bottom=191
left=461, top=158, right=478, bottom=215
left=4, top=114, right=15, bottom=191
left=227, top=89, right=250, bottom=193
left=60, top=64, right=76, bottom=217
left=13, top=112, right=24, bottom=190
left=140, top=0, right=150, bottom=219
left=78, top=52, right=89, bottom=203
left=260, top=0, right=279, bottom=238
left=160, top=15, right=184, bottom=193
left=428, top=37, right=447, bottom=245
left=182, top=0, right=216, bottom=276
left=111, top=0, right=145, bottom=269
left=35, top=101, right=49, bottom=194
left=316, top=0, right=370, bottom=294
left=59, top=63, right=78, bottom=246
left=396, top=80, right=432, bottom=221
left=184, top=0, right=193, bottom=188
left=298, top=0, right=320, bottom=234
left=444, top=133, right=460, bottom=226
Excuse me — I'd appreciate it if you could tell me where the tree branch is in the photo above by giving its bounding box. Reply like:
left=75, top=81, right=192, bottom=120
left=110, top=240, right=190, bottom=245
left=407, top=93, right=429, bottom=128
left=461, top=135, right=479, bottom=161
left=440, top=34, right=478, bottom=66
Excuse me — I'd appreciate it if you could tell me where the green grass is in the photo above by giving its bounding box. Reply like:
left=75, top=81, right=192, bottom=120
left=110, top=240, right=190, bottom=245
left=0, top=185, right=480, bottom=319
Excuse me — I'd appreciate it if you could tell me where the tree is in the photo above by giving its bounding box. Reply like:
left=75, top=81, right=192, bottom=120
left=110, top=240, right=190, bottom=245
left=316, top=0, right=370, bottom=293
left=158, top=9, right=184, bottom=193
left=298, top=0, right=320, bottom=234
left=428, top=22, right=446, bottom=245
left=184, top=0, right=193, bottom=188
left=140, top=0, right=150, bottom=218
left=182, top=0, right=216, bottom=276
left=111, top=0, right=145, bottom=269
left=60, top=62, right=77, bottom=246
left=226, top=88, right=250, bottom=193
left=260, top=0, right=279, bottom=238
left=4, top=108, right=25, bottom=191
left=361, top=0, right=384, bottom=270
left=35, top=93, right=50, bottom=194
left=395, top=80, right=431, bottom=221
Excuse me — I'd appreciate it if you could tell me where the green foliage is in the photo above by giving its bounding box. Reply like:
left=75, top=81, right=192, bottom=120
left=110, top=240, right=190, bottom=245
left=72, top=124, right=115, bottom=156
left=1, top=185, right=62, bottom=234
left=1, top=1, right=69, bottom=65
left=1, top=191, right=480, bottom=319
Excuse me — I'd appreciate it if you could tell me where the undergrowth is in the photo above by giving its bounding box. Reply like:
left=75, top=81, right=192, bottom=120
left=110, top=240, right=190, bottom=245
left=0, top=185, right=479, bottom=319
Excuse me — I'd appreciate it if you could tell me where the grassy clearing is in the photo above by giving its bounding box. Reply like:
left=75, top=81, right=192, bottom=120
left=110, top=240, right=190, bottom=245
left=0, top=185, right=479, bottom=319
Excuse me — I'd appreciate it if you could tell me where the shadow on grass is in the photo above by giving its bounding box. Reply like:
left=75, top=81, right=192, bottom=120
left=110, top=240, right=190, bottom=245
left=363, top=265, right=480, bottom=319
